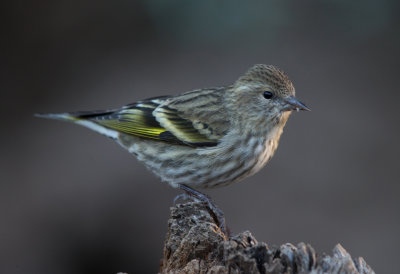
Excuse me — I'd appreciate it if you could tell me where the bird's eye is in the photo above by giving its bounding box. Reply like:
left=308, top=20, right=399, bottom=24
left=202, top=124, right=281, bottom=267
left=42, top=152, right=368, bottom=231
left=263, top=91, right=273, bottom=99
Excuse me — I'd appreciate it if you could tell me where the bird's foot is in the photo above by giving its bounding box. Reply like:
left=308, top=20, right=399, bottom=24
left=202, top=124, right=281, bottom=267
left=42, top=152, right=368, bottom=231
left=175, top=184, right=230, bottom=237
left=173, top=193, right=193, bottom=204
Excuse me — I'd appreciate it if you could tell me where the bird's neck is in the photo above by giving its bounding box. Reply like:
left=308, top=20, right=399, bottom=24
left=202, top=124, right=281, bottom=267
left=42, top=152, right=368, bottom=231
left=235, top=111, right=291, bottom=140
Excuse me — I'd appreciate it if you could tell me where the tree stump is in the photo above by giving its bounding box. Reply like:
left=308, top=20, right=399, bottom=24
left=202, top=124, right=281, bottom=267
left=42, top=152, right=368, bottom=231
left=160, top=202, right=375, bottom=274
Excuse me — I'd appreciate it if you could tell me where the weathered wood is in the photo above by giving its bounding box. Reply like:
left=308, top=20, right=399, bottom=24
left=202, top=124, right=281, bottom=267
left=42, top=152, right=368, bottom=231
left=160, top=202, right=375, bottom=274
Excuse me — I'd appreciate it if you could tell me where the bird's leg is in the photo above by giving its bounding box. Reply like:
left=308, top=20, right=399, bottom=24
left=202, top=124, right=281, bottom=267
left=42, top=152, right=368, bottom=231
left=176, top=184, right=229, bottom=236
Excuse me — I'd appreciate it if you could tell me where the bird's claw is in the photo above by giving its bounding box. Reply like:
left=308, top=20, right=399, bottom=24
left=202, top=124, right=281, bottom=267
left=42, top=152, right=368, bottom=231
left=178, top=184, right=230, bottom=237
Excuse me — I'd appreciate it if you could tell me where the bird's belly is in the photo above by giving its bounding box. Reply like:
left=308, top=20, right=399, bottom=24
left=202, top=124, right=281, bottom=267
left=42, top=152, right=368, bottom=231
left=119, top=133, right=277, bottom=189
left=211, top=137, right=276, bottom=187
left=246, top=138, right=276, bottom=177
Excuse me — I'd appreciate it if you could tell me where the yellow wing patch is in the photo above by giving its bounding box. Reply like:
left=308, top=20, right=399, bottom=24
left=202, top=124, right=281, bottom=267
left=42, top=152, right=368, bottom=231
left=83, top=97, right=220, bottom=147
left=94, top=108, right=167, bottom=141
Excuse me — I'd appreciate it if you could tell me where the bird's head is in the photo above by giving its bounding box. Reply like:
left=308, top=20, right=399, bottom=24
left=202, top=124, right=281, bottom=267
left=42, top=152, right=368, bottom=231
left=228, top=64, right=310, bottom=128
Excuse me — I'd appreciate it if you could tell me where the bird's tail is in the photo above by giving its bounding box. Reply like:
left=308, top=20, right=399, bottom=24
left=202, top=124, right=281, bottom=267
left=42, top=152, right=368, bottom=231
left=35, top=111, right=119, bottom=139
left=34, top=112, right=79, bottom=122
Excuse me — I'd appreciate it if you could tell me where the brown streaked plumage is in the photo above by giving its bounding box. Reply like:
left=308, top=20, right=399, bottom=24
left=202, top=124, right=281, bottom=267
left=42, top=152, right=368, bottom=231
left=37, top=64, right=309, bottom=189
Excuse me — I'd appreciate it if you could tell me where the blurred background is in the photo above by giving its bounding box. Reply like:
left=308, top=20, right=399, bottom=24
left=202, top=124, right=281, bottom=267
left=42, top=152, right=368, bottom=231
left=2, top=1, right=400, bottom=273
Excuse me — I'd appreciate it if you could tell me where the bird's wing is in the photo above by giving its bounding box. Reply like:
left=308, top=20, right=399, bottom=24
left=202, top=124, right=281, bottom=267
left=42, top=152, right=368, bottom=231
left=82, top=90, right=229, bottom=147
left=79, top=96, right=182, bottom=144
left=153, top=88, right=230, bottom=145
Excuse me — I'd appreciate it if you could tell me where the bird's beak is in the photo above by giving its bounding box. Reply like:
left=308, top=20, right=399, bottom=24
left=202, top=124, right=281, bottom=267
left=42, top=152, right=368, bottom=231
left=283, top=96, right=311, bottom=112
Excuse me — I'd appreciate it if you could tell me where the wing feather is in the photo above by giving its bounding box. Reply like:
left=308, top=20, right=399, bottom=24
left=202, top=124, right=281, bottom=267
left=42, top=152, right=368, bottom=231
left=78, top=90, right=230, bottom=147
left=154, top=88, right=230, bottom=144
left=85, top=98, right=184, bottom=144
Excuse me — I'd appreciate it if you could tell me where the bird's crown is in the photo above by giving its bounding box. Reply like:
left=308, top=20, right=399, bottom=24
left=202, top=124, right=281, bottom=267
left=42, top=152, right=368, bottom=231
left=236, top=64, right=295, bottom=97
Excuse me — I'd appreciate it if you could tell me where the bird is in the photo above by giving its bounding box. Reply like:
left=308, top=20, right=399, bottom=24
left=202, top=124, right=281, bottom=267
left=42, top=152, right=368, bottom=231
left=37, top=64, right=310, bottom=234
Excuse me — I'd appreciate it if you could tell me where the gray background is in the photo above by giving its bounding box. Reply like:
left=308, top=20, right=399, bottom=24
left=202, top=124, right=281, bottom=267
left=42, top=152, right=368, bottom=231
left=2, top=1, right=400, bottom=273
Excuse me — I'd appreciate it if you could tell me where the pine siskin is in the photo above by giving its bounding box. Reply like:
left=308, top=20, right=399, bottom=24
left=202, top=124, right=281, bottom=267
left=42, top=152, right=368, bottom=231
left=38, top=64, right=310, bottom=233
left=38, top=64, right=309, bottom=191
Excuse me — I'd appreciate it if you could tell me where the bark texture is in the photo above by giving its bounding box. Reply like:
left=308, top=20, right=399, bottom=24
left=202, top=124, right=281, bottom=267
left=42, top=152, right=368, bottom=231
left=160, top=202, right=375, bottom=274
